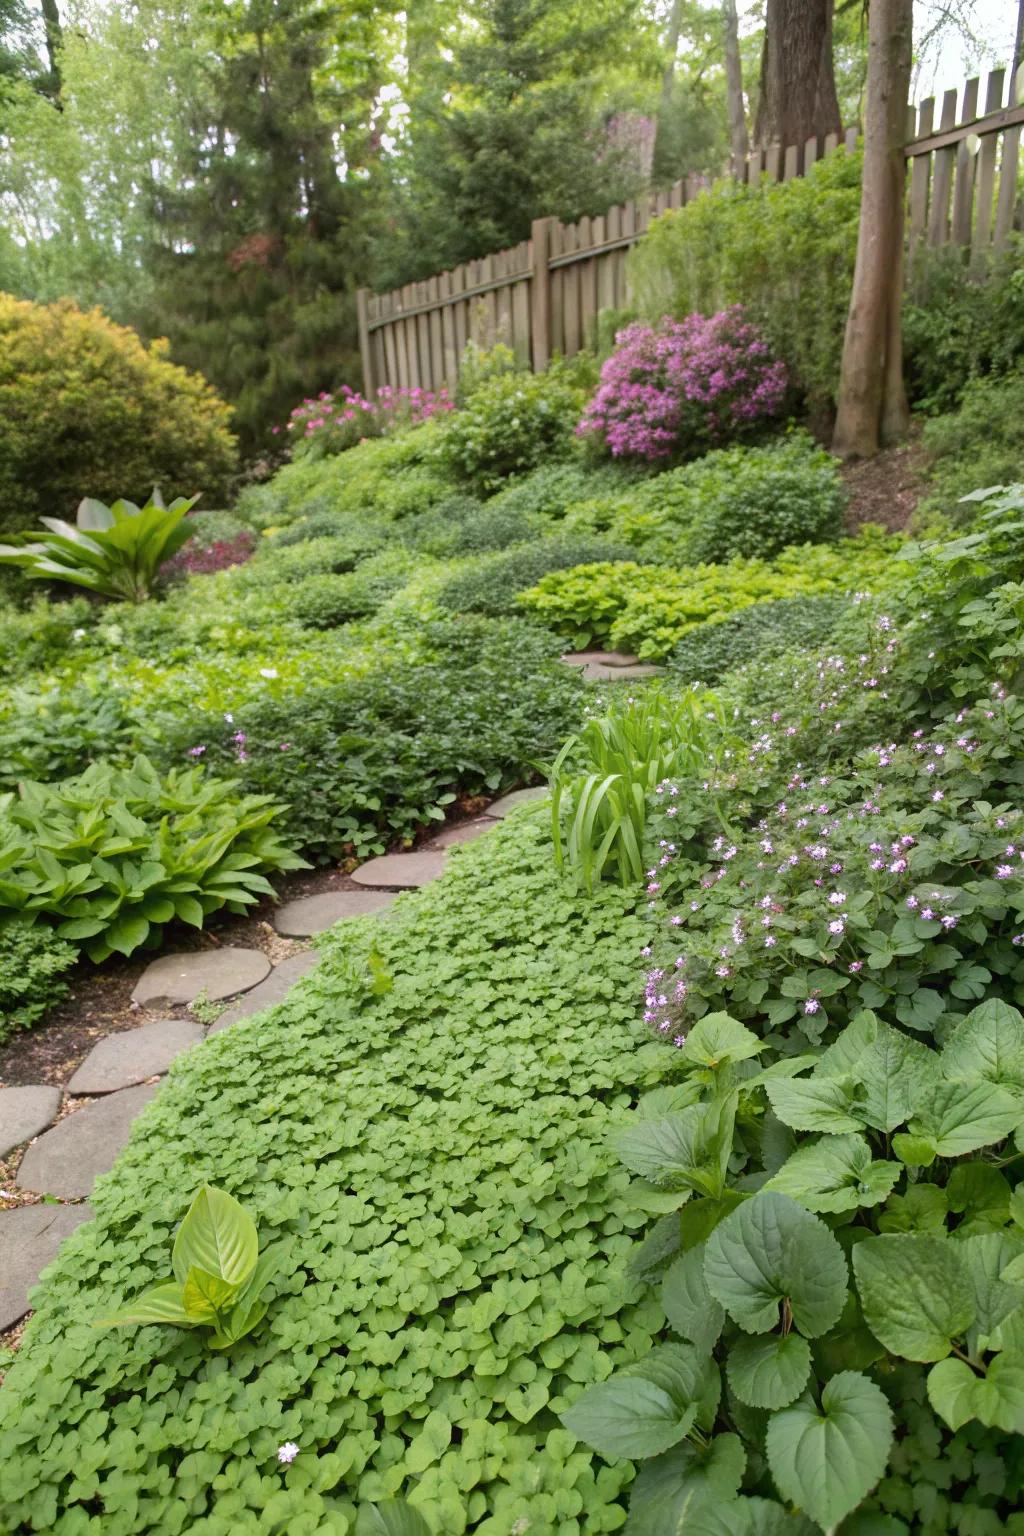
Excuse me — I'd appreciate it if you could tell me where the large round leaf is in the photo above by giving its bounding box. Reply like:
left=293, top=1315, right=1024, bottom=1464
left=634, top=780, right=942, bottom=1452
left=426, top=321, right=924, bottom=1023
left=662, top=1246, right=725, bottom=1355
left=703, top=1192, right=848, bottom=1337
left=561, top=1344, right=705, bottom=1459
left=766, top=1371, right=894, bottom=1531
left=852, top=1234, right=974, bottom=1361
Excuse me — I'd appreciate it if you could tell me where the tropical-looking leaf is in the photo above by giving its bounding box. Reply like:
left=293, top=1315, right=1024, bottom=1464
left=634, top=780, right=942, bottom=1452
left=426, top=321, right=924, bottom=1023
left=171, top=1186, right=259, bottom=1287
left=765, top=1371, right=894, bottom=1531
left=355, top=1499, right=433, bottom=1536
left=93, top=1281, right=191, bottom=1329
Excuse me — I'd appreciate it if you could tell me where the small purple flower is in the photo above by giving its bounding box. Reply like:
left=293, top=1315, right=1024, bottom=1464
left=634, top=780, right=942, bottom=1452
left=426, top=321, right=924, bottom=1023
left=804, top=999, right=821, bottom=1015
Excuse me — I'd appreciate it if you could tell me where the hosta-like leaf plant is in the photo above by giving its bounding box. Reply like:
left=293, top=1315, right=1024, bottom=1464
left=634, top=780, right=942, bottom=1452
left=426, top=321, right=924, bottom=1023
left=0, top=490, right=198, bottom=601
left=95, top=1186, right=284, bottom=1349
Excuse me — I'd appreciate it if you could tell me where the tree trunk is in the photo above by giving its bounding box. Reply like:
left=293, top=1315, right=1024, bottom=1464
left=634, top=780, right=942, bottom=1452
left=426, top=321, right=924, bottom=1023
left=754, top=0, right=841, bottom=152
left=832, top=0, right=913, bottom=458
left=39, top=0, right=62, bottom=98
left=722, top=0, right=749, bottom=169
left=1015, top=0, right=1024, bottom=80
left=653, top=0, right=685, bottom=178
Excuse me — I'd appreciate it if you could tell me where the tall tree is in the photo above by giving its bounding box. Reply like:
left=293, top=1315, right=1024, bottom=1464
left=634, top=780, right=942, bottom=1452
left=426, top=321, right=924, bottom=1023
left=754, top=0, right=842, bottom=152
left=654, top=0, right=685, bottom=175
left=722, top=0, right=748, bottom=168
left=832, top=0, right=913, bottom=457
left=37, top=0, right=60, bottom=97
left=147, top=0, right=363, bottom=448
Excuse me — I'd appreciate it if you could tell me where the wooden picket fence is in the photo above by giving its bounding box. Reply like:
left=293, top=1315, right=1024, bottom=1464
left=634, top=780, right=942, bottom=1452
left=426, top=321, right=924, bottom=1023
left=357, top=65, right=1024, bottom=396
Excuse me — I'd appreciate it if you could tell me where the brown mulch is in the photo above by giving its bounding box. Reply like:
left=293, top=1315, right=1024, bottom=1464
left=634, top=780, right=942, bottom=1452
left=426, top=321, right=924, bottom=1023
left=840, top=428, right=930, bottom=535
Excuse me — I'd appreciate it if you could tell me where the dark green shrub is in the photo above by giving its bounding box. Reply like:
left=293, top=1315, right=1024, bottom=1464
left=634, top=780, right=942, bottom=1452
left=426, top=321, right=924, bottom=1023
left=668, top=592, right=851, bottom=682
left=0, top=918, right=77, bottom=1043
left=630, top=147, right=861, bottom=421
left=0, top=595, right=98, bottom=683
left=398, top=496, right=538, bottom=558
left=486, top=460, right=638, bottom=523
left=437, top=370, right=584, bottom=491
left=0, top=294, right=237, bottom=534
left=922, top=371, right=1024, bottom=519
left=287, top=558, right=413, bottom=629
left=147, top=616, right=585, bottom=859
left=904, top=238, right=1024, bottom=414
left=0, top=818, right=654, bottom=1533
left=436, top=537, right=641, bottom=617
left=0, top=682, right=137, bottom=788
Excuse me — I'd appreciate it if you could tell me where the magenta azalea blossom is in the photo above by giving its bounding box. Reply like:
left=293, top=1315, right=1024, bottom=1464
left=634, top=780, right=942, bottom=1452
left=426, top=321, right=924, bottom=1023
left=577, top=307, right=787, bottom=463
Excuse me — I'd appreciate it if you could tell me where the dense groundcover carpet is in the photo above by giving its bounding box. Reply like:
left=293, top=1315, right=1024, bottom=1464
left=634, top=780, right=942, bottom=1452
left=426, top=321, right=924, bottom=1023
left=0, top=814, right=663, bottom=1535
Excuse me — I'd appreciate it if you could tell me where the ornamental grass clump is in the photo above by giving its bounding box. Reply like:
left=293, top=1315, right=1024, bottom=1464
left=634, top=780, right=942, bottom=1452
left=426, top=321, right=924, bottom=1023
left=577, top=307, right=787, bottom=463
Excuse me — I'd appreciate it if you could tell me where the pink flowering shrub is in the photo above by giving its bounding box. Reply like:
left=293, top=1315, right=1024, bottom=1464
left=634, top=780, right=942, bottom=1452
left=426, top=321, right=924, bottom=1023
left=163, top=531, right=255, bottom=578
left=281, top=384, right=453, bottom=461
left=578, top=307, right=788, bottom=462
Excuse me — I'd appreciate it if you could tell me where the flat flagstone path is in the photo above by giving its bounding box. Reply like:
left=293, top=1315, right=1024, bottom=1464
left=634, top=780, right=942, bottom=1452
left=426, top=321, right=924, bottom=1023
left=351, top=850, right=447, bottom=888
left=16, top=1082, right=160, bottom=1200
left=274, top=890, right=396, bottom=937
left=483, top=786, right=548, bottom=818
left=132, top=947, right=271, bottom=1007
left=0, top=1086, right=62, bottom=1160
left=427, top=819, right=496, bottom=849
left=0, top=1203, right=94, bottom=1331
left=560, top=649, right=641, bottom=668
left=209, top=951, right=320, bottom=1034
left=67, top=1019, right=205, bottom=1096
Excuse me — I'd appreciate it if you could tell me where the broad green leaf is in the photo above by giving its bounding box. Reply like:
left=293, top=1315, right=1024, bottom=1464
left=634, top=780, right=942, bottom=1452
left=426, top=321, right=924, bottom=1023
left=851, top=1026, right=939, bottom=1131
left=742, top=1500, right=817, bottom=1535
left=612, top=1097, right=734, bottom=1198
left=946, top=1162, right=1011, bottom=1235
left=927, top=1354, right=1024, bottom=1434
left=703, top=1191, right=848, bottom=1338
left=727, top=1333, right=811, bottom=1409
left=561, top=1345, right=704, bottom=1459
left=681, top=1013, right=765, bottom=1068
left=405, top=1409, right=452, bottom=1474
left=941, top=999, right=1024, bottom=1091
left=182, top=1265, right=240, bottom=1323
left=766, top=1133, right=900, bottom=1214
left=877, top=1183, right=948, bottom=1234
left=93, top=1280, right=190, bottom=1329
left=766, top=1371, right=894, bottom=1532
left=852, top=1234, right=974, bottom=1360
left=959, top=1231, right=1024, bottom=1340
left=171, top=1186, right=258, bottom=1287
left=626, top=1434, right=746, bottom=1534
left=906, top=1079, right=1022, bottom=1157
left=890, top=1134, right=937, bottom=1168
left=814, top=1010, right=879, bottom=1079
left=356, top=1499, right=433, bottom=1536
left=764, top=1076, right=862, bottom=1134
left=662, top=1247, right=725, bottom=1355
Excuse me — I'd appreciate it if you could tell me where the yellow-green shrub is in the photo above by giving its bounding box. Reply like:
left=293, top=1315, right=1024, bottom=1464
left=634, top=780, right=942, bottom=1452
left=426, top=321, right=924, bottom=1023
left=517, top=530, right=903, bottom=658
left=0, top=295, right=237, bottom=533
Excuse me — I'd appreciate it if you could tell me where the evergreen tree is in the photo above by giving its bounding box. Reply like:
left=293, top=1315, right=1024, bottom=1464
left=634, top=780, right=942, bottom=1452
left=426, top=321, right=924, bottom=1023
left=147, top=0, right=364, bottom=450
left=374, top=0, right=660, bottom=287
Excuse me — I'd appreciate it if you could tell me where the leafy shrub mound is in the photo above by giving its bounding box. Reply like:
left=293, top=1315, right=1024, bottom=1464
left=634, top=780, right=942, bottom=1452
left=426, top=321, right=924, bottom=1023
left=904, top=238, right=1024, bottom=414
left=518, top=531, right=898, bottom=657
left=668, top=593, right=851, bottom=683
left=486, top=461, right=637, bottom=525
left=0, top=819, right=656, bottom=1535
left=285, top=553, right=417, bottom=629
left=630, top=146, right=861, bottom=421
left=0, top=755, right=305, bottom=960
left=436, top=537, right=641, bottom=618
left=399, top=497, right=538, bottom=559
left=437, top=370, right=583, bottom=491
left=154, top=617, right=585, bottom=859
left=0, top=918, right=77, bottom=1043
left=0, top=295, right=237, bottom=534
left=578, top=307, right=787, bottom=463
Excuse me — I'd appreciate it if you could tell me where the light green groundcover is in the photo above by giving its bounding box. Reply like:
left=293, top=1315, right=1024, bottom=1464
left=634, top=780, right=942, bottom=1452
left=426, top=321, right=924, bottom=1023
left=0, top=815, right=665, bottom=1535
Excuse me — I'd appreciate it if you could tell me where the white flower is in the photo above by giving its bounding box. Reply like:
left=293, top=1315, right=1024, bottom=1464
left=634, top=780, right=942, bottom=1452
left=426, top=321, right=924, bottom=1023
left=259, top=667, right=279, bottom=680
left=224, top=712, right=234, bottom=723
left=277, top=1442, right=300, bottom=1465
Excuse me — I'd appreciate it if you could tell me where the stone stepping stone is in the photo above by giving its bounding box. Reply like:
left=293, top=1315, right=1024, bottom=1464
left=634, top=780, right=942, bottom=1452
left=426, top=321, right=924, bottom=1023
left=67, top=1019, right=205, bottom=1096
left=209, top=951, right=320, bottom=1035
left=0, top=1202, right=94, bottom=1331
left=484, top=787, right=549, bottom=819
left=351, top=851, right=447, bottom=889
left=580, top=661, right=663, bottom=682
left=560, top=649, right=640, bottom=668
left=16, top=1082, right=160, bottom=1199
left=0, top=1086, right=62, bottom=1160
left=274, top=890, right=396, bottom=938
left=132, top=947, right=271, bottom=1008
left=428, top=819, right=496, bottom=849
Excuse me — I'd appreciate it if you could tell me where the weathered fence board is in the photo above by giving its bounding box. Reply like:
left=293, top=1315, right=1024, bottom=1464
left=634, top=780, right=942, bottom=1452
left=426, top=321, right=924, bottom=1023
left=360, top=66, right=1023, bottom=396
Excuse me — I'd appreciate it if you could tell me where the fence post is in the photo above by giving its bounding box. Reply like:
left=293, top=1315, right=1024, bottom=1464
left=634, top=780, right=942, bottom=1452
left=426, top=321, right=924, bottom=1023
left=530, top=217, right=556, bottom=372
left=356, top=287, right=376, bottom=397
